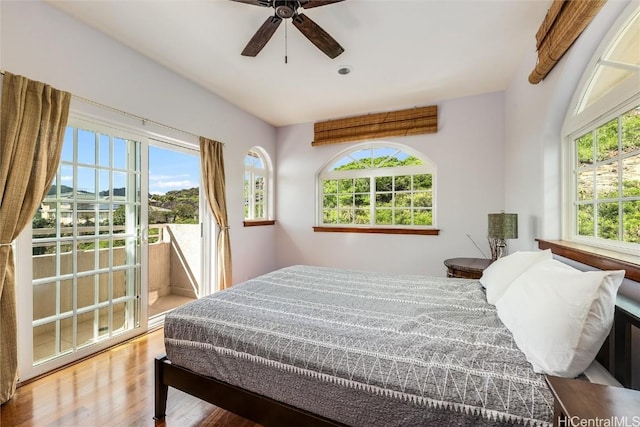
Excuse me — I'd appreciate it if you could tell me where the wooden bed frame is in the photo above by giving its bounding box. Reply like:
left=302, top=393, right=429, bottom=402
left=154, top=241, right=640, bottom=425
left=153, top=355, right=348, bottom=426
left=600, top=295, right=640, bottom=387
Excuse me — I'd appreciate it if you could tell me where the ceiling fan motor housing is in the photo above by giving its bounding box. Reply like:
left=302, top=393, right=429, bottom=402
left=274, top=1, right=297, bottom=19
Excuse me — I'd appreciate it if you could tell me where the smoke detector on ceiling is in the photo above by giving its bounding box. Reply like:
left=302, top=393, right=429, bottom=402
left=338, top=66, right=352, bottom=75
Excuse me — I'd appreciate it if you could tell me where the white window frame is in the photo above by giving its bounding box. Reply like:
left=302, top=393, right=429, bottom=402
left=316, top=141, right=437, bottom=229
left=244, top=147, right=273, bottom=221
left=561, top=2, right=640, bottom=254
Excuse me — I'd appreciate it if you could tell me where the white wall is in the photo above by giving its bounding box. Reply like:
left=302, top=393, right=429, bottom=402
left=0, top=0, right=278, bottom=285
left=504, top=0, right=631, bottom=252
left=276, top=92, right=506, bottom=276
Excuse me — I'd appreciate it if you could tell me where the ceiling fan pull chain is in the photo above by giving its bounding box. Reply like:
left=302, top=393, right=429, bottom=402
left=284, top=17, right=288, bottom=64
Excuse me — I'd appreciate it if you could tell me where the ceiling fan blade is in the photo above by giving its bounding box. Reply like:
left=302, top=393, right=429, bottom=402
left=228, top=0, right=271, bottom=7
left=292, top=13, right=344, bottom=59
left=299, top=0, right=345, bottom=9
left=241, top=15, right=283, bottom=57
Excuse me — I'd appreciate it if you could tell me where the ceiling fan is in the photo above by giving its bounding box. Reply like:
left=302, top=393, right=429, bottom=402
left=230, top=0, right=345, bottom=59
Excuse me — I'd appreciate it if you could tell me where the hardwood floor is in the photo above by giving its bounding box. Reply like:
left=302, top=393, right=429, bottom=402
left=0, top=329, right=261, bottom=427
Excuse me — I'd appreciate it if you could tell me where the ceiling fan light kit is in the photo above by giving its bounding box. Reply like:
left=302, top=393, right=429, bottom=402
left=231, top=0, right=346, bottom=59
left=275, top=4, right=295, bottom=19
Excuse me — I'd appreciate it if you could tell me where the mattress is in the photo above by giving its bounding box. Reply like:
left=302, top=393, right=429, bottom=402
left=164, top=265, right=554, bottom=426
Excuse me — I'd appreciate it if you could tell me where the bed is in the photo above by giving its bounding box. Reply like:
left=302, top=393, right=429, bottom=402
left=154, top=244, right=640, bottom=427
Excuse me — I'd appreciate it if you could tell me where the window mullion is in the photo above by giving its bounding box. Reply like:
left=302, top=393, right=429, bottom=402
left=592, top=129, right=599, bottom=239
left=369, top=177, right=375, bottom=226
left=254, top=171, right=258, bottom=220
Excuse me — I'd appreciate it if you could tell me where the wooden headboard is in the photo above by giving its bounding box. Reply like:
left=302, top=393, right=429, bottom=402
left=537, top=239, right=640, bottom=390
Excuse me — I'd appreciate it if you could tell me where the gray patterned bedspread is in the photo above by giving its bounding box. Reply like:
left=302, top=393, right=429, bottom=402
left=164, top=265, right=553, bottom=426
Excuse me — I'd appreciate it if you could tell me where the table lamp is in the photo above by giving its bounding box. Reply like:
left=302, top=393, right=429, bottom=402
left=488, top=212, right=518, bottom=260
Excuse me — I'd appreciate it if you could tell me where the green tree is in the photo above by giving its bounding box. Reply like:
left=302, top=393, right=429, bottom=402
left=335, top=155, right=422, bottom=171
left=148, top=187, right=199, bottom=224
left=113, top=205, right=126, bottom=226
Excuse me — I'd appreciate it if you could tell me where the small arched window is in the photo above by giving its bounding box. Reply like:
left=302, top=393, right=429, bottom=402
left=244, top=147, right=273, bottom=223
left=317, top=142, right=436, bottom=230
left=563, top=4, right=640, bottom=251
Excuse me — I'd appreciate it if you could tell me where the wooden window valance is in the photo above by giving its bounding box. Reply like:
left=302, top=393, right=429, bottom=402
left=529, top=0, right=605, bottom=84
left=312, top=105, right=437, bottom=146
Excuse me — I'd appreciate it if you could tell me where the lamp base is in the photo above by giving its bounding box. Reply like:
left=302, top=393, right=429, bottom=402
left=489, top=238, right=507, bottom=261
left=496, top=242, right=507, bottom=259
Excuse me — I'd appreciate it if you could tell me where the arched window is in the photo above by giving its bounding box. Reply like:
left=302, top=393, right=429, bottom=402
left=244, top=147, right=273, bottom=223
left=317, top=142, right=436, bottom=231
left=563, top=4, right=640, bottom=251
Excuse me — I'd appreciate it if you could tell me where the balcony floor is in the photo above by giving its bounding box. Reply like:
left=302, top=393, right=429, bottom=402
left=149, top=294, right=196, bottom=318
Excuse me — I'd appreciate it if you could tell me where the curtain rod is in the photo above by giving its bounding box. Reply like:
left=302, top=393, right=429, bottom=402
left=0, top=69, right=207, bottom=142
left=73, top=95, right=203, bottom=141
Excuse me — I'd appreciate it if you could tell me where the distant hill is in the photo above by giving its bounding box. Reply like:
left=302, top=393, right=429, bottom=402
left=47, top=185, right=127, bottom=197
left=47, top=184, right=74, bottom=195
left=99, top=188, right=126, bottom=197
left=149, top=187, right=199, bottom=224
left=45, top=184, right=198, bottom=223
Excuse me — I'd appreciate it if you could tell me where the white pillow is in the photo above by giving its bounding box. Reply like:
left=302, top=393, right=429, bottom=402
left=495, top=258, right=624, bottom=377
left=481, top=249, right=552, bottom=304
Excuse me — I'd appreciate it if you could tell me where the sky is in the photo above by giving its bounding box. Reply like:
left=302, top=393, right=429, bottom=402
left=60, top=127, right=200, bottom=195
left=149, top=146, right=200, bottom=195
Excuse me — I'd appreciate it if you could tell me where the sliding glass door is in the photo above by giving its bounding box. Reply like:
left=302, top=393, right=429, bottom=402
left=29, top=121, right=143, bottom=370
left=17, top=115, right=208, bottom=380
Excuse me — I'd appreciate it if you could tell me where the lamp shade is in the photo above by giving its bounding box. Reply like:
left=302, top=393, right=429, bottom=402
left=488, top=213, right=518, bottom=240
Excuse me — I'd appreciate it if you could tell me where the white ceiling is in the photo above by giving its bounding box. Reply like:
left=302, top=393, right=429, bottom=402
left=46, top=0, right=552, bottom=127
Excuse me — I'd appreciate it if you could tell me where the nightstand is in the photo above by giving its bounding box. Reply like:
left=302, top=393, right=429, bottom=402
left=546, top=376, right=640, bottom=427
left=443, top=258, right=492, bottom=279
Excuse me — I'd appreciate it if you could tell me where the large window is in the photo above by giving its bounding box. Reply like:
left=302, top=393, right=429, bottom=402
left=244, top=147, right=273, bottom=223
left=565, top=4, right=640, bottom=252
left=317, top=143, right=436, bottom=230
left=573, top=108, right=640, bottom=244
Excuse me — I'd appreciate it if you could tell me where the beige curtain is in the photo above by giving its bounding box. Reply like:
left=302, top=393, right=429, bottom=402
left=0, top=72, right=71, bottom=403
left=529, top=0, right=605, bottom=84
left=200, top=137, right=232, bottom=290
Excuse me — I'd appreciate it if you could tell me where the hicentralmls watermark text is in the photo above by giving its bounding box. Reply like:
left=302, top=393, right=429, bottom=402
left=558, top=417, right=640, bottom=427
